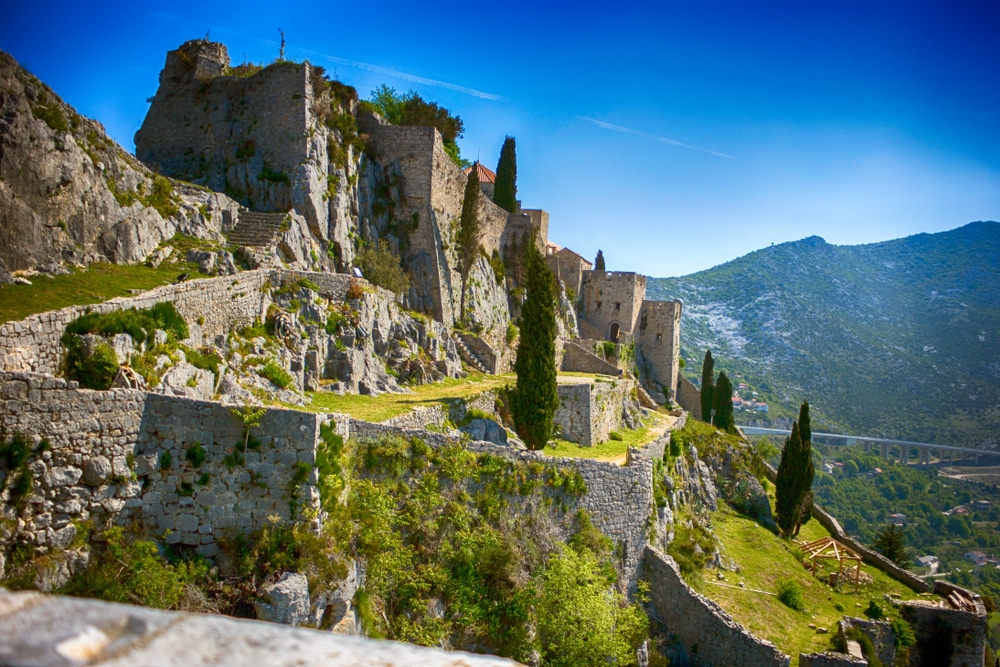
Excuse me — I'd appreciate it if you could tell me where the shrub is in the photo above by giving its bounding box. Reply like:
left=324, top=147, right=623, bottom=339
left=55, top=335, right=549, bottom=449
left=776, top=579, right=805, bottom=610
left=346, top=279, right=365, bottom=300
left=608, top=431, right=623, bottom=441
left=185, top=443, right=206, bottom=468
left=159, top=451, right=173, bottom=469
left=356, top=244, right=410, bottom=297
left=259, top=359, right=293, bottom=389
left=60, top=526, right=207, bottom=609
left=67, top=342, right=119, bottom=390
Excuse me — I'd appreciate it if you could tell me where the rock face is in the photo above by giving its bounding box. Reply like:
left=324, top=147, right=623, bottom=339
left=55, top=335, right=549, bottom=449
left=255, top=572, right=311, bottom=626
left=0, top=50, right=237, bottom=274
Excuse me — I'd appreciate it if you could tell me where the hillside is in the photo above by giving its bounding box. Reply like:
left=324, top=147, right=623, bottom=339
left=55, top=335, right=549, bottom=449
left=648, top=221, right=1000, bottom=448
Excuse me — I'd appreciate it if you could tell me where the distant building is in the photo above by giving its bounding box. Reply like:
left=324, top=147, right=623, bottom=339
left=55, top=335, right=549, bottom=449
left=973, top=499, right=991, bottom=511
left=916, top=555, right=940, bottom=574
left=889, top=513, right=907, bottom=526
left=463, top=161, right=496, bottom=199
left=965, top=550, right=988, bottom=566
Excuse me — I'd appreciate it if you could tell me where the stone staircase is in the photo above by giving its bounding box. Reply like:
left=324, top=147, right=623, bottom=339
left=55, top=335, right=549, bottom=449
left=454, top=335, right=491, bottom=374
left=577, top=319, right=604, bottom=341
left=227, top=210, right=287, bottom=248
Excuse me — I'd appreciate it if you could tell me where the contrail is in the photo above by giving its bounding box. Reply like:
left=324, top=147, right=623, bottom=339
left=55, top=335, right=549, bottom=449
left=578, top=116, right=742, bottom=161
left=142, top=11, right=503, bottom=101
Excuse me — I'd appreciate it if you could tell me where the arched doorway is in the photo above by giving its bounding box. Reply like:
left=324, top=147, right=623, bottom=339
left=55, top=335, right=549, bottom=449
left=609, top=322, right=620, bottom=343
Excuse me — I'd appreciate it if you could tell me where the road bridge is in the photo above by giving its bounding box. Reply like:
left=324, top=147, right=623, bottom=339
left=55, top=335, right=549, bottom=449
left=739, top=426, right=997, bottom=465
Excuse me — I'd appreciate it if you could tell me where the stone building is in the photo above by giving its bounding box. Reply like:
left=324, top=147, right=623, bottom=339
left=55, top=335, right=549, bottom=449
left=576, top=269, right=683, bottom=404
left=546, top=247, right=592, bottom=297
left=463, top=161, right=496, bottom=200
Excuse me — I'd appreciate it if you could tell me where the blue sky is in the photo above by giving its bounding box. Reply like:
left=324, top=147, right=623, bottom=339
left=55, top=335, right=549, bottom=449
left=4, top=1, right=999, bottom=277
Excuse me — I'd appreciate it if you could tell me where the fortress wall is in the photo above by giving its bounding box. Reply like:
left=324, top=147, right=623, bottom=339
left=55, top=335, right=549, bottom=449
left=579, top=271, right=646, bottom=341
left=635, top=300, right=682, bottom=399
left=676, top=374, right=702, bottom=419
left=899, top=599, right=987, bottom=667
left=0, top=372, right=322, bottom=558
left=643, top=547, right=791, bottom=667
left=135, top=41, right=310, bottom=189
left=0, top=270, right=272, bottom=376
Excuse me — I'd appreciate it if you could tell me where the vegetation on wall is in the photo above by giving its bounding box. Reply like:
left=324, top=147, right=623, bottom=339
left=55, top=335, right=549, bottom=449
left=356, top=242, right=411, bottom=297
left=363, top=84, right=468, bottom=167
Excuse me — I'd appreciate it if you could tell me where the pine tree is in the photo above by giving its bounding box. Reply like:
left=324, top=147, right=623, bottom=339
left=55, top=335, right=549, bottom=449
left=712, top=371, right=735, bottom=433
left=873, top=524, right=909, bottom=566
left=457, top=164, right=481, bottom=322
left=775, top=421, right=802, bottom=536
left=594, top=249, right=606, bottom=271
left=494, top=136, right=518, bottom=213
left=700, top=350, right=715, bottom=422
left=512, top=242, right=558, bottom=450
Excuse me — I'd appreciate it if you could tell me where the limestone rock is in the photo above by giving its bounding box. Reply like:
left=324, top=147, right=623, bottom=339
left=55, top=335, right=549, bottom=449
left=461, top=418, right=509, bottom=446
left=156, top=362, right=215, bottom=401
left=82, top=456, right=112, bottom=486
left=255, top=571, right=310, bottom=627
left=33, top=548, right=89, bottom=593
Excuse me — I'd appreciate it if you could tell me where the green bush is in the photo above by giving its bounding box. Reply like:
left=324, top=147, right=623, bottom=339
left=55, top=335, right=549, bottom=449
left=608, top=431, right=623, bottom=441
left=776, top=578, right=805, bottom=610
left=68, top=342, right=119, bottom=390
left=259, top=359, right=293, bottom=389
left=60, top=526, right=207, bottom=609
left=185, top=443, right=206, bottom=468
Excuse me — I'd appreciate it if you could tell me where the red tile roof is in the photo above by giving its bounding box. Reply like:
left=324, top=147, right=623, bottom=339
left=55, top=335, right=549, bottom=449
left=464, top=161, right=496, bottom=184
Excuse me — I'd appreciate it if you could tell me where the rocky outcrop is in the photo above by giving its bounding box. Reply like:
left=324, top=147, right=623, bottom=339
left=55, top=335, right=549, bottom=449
left=0, top=50, right=237, bottom=275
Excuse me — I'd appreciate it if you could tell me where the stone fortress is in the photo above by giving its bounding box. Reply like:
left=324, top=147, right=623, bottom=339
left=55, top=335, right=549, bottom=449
left=132, top=38, right=685, bottom=412
left=0, top=39, right=989, bottom=667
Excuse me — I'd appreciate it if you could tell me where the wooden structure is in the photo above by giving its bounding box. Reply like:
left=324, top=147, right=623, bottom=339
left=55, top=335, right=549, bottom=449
left=797, top=536, right=864, bottom=593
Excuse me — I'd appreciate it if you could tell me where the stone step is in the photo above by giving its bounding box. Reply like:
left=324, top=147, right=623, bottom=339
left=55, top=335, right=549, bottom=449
left=454, top=337, right=490, bottom=374
left=227, top=210, right=288, bottom=249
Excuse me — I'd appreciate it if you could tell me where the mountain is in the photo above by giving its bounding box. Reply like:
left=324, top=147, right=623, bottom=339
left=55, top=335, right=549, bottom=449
left=647, top=221, right=1000, bottom=449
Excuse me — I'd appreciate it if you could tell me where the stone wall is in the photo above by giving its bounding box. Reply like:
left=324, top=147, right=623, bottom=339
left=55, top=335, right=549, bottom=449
left=635, top=299, right=682, bottom=400
left=135, top=40, right=312, bottom=213
left=546, top=247, right=592, bottom=296
left=0, top=269, right=272, bottom=376
left=0, top=372, right=321, bottom=558
left=677, top=374, right=702, bottom=419
left=642, top=547, right=791, bottom=667
left=899, top=599, right=987, bottom=667
left=798, top=653, right=866, bottom=667
left=553, top=378, right=637, bottom=446
left=579, top=271, right=646, bottom=341
left=560, top=341, right=622, bottom=376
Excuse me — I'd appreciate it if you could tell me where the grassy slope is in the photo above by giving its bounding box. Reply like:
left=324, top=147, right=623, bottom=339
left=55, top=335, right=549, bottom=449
left=0, top=262, right=196, bottom=323
left=545, top=412, right=667, bottom=461
left=696, top=506, right=923, bottom=665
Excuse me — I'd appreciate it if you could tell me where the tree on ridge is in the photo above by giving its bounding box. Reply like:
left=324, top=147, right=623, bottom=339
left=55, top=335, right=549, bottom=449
left=594, top=249, right=605, bottom=271
left=700, top=349, right=714, bottom=422
left=712, top=371, right=735, bottom=433
left=494, top=136, right=517, bottom=213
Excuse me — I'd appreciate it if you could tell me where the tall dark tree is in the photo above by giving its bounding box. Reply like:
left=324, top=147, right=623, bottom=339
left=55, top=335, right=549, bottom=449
left=712, top=371, right=735, bottom=433
left=494, top=136, right=518, bottom=213
left=700, top=350, right=715, bottom=422
left=873, top=523, right=910, bottom=566
left=775, top=421, right=803, bottom=536
left=793, top=400, right=815, bottom=536
left=594, top=249, right=606, bottom=271
left=511, top=242, right=558, bottom=450
left=457, top=165, right=481, bottom=322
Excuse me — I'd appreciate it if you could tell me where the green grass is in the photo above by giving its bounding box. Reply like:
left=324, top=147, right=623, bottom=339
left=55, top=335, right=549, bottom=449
left=0, top=262, right=196, bottom=323
left=545, top=413, right=666, bottom=461
left=694, top=506, right=923, bottom=665
left=300, top=373, right=515, bottom=421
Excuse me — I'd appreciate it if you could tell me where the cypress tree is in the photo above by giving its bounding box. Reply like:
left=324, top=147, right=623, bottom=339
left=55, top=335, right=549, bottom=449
left=700, top=350, right=715, bottom=422
left=594, top=249, right=606, bottom=271
left=712, top=371, right=735, bottom=433
left=494, top=136, right=518, bottom=213
left=457, top=164, right=481, bottom=322
left=792, top=401, right=815, bottom=535
left=775, top=421, right=802, bottom=536
left=512, top=242, right=558, bottom=450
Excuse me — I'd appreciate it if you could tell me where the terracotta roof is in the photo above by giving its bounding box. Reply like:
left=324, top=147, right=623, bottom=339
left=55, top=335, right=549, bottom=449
left=464, top=161, right=496, bottom=184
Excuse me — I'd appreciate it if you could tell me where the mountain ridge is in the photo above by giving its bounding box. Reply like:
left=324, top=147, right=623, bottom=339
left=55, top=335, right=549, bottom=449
left=648, top=220, right=1000, bottom=448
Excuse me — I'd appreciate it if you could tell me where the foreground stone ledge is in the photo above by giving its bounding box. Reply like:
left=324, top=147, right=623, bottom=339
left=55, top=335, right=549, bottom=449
left=0, top=589, right=523, bottom=667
